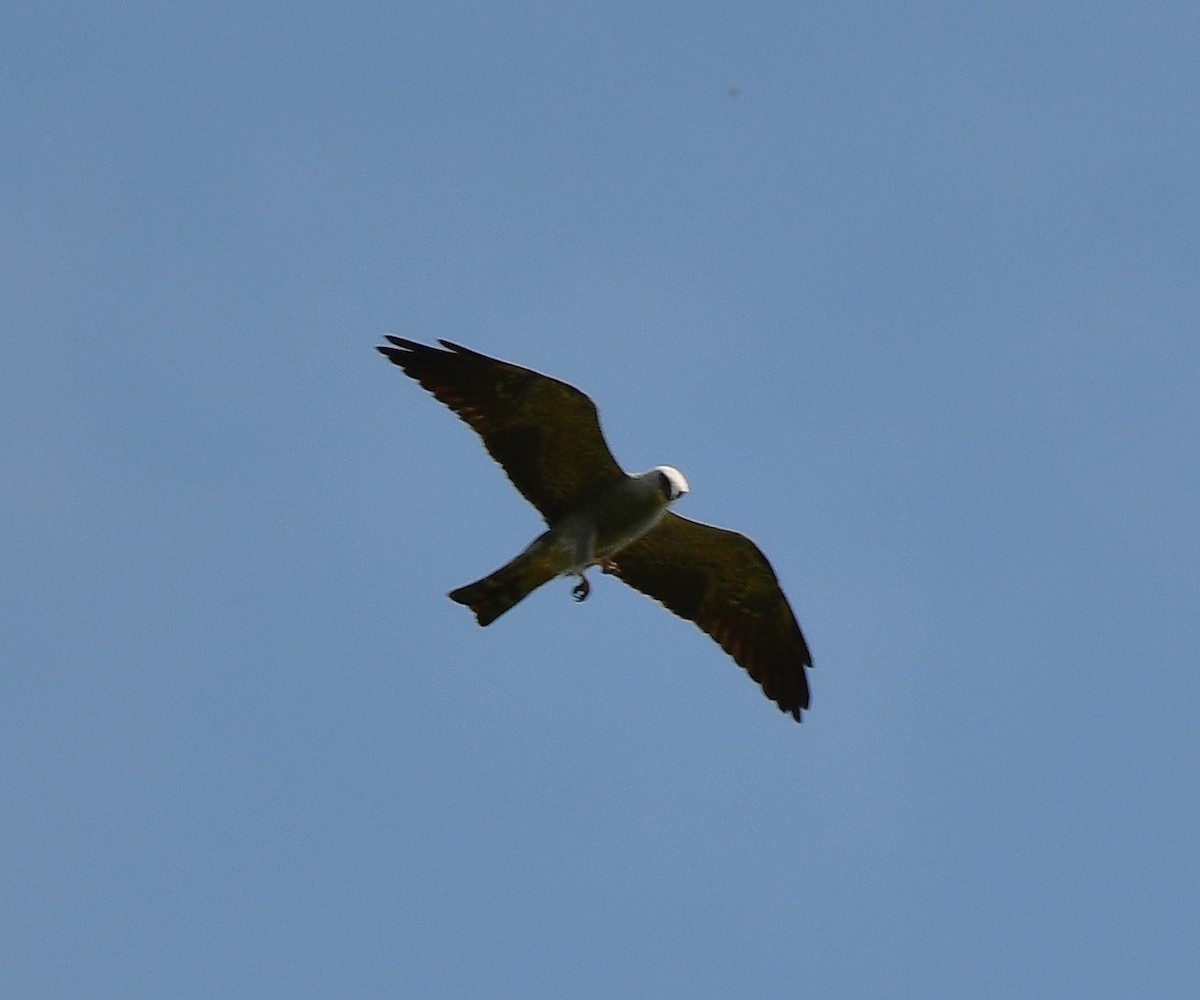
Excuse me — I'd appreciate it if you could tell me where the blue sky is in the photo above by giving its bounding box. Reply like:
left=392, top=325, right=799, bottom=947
left=4, top=2, right=1198, bottom=996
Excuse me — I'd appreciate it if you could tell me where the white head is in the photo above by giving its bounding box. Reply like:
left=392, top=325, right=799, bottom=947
left=653, top=465, right=690, bottom=502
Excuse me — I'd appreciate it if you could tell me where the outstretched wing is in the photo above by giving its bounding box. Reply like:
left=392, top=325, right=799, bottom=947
left=377, top=338, right=627, bottom=523
left=608, top=512, right=812, bottom=720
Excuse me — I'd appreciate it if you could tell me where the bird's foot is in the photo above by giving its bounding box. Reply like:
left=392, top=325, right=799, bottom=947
left=599, top=558, right=618, bottom=575
left=572, top=574, right=591, bottom=602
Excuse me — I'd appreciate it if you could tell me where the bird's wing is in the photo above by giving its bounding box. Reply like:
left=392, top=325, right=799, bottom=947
left=607, top=512, right=812, bottom=720
left=377, top=338, right=627, bottom=523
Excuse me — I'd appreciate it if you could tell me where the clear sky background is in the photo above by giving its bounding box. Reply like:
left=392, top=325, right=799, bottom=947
left=4, top=3, right=1198, bottom=997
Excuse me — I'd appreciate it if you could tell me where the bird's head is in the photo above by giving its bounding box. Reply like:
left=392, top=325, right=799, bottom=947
left=654, top=465, right=690, bottom=502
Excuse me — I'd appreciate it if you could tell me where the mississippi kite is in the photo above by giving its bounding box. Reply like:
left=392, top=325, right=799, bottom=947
left=377, top=338, right=813, bottom=720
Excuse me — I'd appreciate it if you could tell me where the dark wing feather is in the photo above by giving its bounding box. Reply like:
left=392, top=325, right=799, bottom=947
left=609, top=512, right=812, bottom=720
left=376, top=338, right=626, bottom=523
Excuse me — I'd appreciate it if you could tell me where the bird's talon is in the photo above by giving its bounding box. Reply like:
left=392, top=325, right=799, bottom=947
left=572, top=576, right=590, bottom=602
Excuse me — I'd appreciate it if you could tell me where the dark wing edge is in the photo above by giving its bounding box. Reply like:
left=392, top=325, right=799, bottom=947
left=609, top=512, right=812, bottom=721
left=376, top=338, right=626, bottom=522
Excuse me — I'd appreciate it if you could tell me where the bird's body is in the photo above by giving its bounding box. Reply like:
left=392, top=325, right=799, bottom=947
left=449, top=466, right=684, bottom=624
left=377, top=337, right=813, bottom=721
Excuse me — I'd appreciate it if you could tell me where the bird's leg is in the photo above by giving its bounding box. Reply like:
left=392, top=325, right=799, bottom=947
left=573, top=558, right=619, bottom=600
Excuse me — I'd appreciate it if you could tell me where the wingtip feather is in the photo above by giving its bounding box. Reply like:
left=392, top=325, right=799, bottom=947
left=377, top=336, right=424, bottom=364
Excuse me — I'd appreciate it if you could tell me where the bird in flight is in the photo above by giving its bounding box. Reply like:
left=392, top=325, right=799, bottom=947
left=376, top=338, right=813, bottom=720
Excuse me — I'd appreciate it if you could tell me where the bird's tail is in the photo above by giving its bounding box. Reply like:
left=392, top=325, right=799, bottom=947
left=448, top=532, right=565, bottom=626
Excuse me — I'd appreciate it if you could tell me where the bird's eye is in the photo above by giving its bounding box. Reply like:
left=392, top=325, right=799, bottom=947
left=658, top=471, right=673, bottom=497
